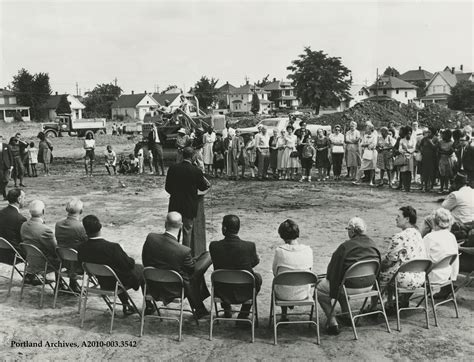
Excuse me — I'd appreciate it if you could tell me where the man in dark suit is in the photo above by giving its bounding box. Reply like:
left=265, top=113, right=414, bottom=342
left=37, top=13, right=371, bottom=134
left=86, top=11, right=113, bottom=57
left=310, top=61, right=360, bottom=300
left=142, top=211, right=212, bottom=318
left=0, top=188, right=26, bottom=264
left=209, top=215, right=262, bottom=320
left=0, top=135, right=14, bottom=200
left=78, top=215, right=149, bottom=315
left=165, top=146, right=210, bottom=252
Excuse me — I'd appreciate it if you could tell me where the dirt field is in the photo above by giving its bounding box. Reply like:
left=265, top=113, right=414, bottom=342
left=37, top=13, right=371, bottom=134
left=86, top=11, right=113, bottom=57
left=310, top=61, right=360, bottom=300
left=0, top=122, right=472, bottom=360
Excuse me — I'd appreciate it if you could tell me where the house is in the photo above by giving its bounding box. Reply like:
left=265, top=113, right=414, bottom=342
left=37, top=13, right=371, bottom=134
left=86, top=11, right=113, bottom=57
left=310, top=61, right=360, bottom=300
left=151, top=93, right=182, bottom=111
left=111, top=92, right=159, bottom=121
left=216, top=81, right=237, bottom=109
left=367, top=76, right=417, bottom=104
left=263, top=79, right=299, bottom=109
left=228, top=83, right=271, bottom=114
left=420, top=66, right=473, bottom=107
left=348, top=84, right=370, bottom=107
left=41, top=93, right=85, bottom=121
left=0, top=88, right=30, bottom=122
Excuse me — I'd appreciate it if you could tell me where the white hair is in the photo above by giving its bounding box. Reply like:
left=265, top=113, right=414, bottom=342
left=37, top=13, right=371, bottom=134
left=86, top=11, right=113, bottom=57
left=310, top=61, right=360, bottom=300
left=29, top=200, right=45, bottom=218
left=66, top=198, right=83, bottom=215
left=348, top=217, right=367, bottom=235
left=434, top=208, right=452, bottom=229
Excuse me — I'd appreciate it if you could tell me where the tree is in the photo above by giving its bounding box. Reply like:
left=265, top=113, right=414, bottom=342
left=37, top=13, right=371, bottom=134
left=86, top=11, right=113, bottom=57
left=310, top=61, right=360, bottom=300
left=287, top=47, right=352, bottom=114
left=56, top=94, right=72, bottom=115
left=255, top=74, right=270, bottom=88
left=251, top=92, right=260, bottom=115
left=413, top=80, right=427, bottom=98
left=11, top=68, right=51, bottom=120
left=448, top=80, right=474, bottom=112
left=193, top=76, right=219, bottom=110
left=383, top=66, right=400, bottom=77
left=84, top=83, right=122, bottom=118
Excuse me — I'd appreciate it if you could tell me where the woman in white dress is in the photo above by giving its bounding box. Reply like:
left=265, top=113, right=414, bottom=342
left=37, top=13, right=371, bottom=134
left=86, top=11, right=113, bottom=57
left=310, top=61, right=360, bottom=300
left=202, top=128, right=216, bottom=175
left=353, top=123, right=378, bottom=186
left=281, top=125, right=300, bottom=180
left=276, top=129, right=286, bottom=179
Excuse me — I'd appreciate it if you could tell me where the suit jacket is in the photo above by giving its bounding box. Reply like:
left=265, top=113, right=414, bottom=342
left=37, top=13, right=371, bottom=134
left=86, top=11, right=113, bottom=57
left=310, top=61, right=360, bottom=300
left=0, top=143, right=13, bottom=182
left=77, top=237, right=139, bottom=290
left=0, top=205, right=27, bottom=264
left=209, top=235, right=260, bottom=304
left=462, top=140, right=474, bottom=172
left=20, top=218, right=59, bottom=272
left=55, top=216, right=88, bottom=250
left=165, top=160, right=210, bottom=219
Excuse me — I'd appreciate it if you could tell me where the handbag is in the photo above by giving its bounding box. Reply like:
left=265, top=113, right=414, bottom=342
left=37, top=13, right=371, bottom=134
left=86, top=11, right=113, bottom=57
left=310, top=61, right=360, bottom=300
left=362, top=149, right=373, bottom=161
left=290, top=151, right=299, bottom=158
left=393, top=154, right=408, bottom=167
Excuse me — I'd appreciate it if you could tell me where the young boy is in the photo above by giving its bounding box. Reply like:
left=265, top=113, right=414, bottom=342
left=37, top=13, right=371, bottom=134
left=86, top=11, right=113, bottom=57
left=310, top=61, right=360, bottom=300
left=104, top=145, right=117, bottom=175
left=300, top=137, right=316, bottom=182
left=27, top=142, right=38, bottom=177
left=128, top=154, right=139, bottom=174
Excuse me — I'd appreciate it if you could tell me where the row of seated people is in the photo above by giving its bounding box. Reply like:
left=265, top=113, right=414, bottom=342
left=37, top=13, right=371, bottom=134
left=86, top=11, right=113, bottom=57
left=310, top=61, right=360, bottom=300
left=0, top=191, right=472, bottom=335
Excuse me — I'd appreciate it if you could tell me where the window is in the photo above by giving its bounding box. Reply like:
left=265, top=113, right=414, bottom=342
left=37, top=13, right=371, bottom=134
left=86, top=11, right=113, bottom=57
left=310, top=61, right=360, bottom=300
left=0, top=98, right=4, bottom=104
left=9, top=97, right=16, bottom=104
left=383, top=90, right=387, bottom=95
left=21, top=109, right=29, bottom=117
left=5, top=110, right=16, bottom=117
left=405, top=92, right=408, bottom=97
left=396, top=90, right=399, bottom=94
left=358, top=91, right=363, bottom=96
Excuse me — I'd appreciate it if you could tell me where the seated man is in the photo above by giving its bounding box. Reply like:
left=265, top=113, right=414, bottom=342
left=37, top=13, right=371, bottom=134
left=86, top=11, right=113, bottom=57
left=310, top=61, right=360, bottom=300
left=141, top=212, right=212, bottom=318
left=55, top=198, right=88, bottom=292
left=209, top=214, right=262, bottom=321
left=78, top=215, right=148, bottom=315
left=20, top=200, right=61, bottom=281
left=316, top=217, right=381, bottom=335
left=0, top=188, right=26, bottom=264
left=422, top=173, right=474, bottom=238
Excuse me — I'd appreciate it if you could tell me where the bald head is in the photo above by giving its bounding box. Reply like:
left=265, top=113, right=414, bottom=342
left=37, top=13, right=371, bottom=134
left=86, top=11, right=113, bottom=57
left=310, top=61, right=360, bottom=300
left=29, top=200, right=45, bottom=218
left=165, top=212, right=183, bottom=232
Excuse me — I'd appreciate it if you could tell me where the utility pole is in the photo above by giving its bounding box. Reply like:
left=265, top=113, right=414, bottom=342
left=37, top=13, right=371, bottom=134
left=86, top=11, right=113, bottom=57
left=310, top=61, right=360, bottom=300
left=375, top=68, right=379, bottom=103
left=114, top=77, right=118, bottom=87
left=76, top=82, right=79, bottom=96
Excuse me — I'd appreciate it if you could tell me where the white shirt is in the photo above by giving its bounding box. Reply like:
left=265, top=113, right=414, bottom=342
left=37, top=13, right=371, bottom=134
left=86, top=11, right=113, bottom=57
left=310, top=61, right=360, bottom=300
left=441, top=186, right=474, bottom=224
left=84, top=139, right=95, bottom=150
left=329, top=133, right=345, bottom=153
left=255, top=132, right=270, bottom=149
left=423, top=229, right=459, bottom=284
left=222, top=127, right=235, bottom=139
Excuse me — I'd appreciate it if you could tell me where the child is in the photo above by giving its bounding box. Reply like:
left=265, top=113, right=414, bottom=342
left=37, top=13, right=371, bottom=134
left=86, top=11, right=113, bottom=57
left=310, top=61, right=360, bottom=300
left=117, top=155, right=129, bottom=174
left=137, top=148, right=144, bottom=174
left=104, top=145, right=117, bottom=175
left=128, top=154, right=139, bottom=174
left=300, top=137, right=316, bottom=182
left=27, top=142, right=38, bottom=177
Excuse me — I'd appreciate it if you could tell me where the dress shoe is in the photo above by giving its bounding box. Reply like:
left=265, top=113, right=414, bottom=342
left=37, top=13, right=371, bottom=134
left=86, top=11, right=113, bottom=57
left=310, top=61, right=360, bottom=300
left=326, top=325, right=340, bottom=336
left=122, top=304, right=136, bottom=316
left=336, top=315, right=353, bottom=327
left=223, top=310, right=233, bottom=318
left=194, top=308, right=210, bottom=320
left=69, top=281, right=82, bottom=294
left=144, top=305, right=156, bottom=316
left=24, top=274, right=42, bottom=286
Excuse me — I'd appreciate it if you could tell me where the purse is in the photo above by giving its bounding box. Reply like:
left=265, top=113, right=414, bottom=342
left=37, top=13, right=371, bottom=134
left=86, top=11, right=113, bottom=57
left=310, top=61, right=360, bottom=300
left=393, top=154, right=408, bottom=167
left=290, top=151, right=299, bottom=158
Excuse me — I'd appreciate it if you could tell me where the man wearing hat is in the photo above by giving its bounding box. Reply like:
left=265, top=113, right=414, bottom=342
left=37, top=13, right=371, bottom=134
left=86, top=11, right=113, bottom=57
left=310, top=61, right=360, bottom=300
left=175, top=128, right=190, bottom=163
left=165, top=147, right=211, bottom=254
left=0, top=134, right=14, bottom=200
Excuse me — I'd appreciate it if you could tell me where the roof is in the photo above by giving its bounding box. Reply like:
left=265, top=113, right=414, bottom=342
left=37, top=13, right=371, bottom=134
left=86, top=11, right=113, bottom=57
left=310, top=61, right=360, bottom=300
left=0, top=88, right=15, bottom=97
left=369, top=76, right=417, bottom=90
left=455, top=73, right=473, bottom=82
left=425, top=70, right=458, bottom=91
left=217, top=82, right=237, bottom=93
left=233, top=84, right=269, bottom=94
left=263, top=80, right=293, bottom=91
left=399, top=69, right=433, bottom=82
left=111, top=93, right=149, bottom=108
left=41, top=94, right=67, bottom=109
left=0, top=105, right=29, bottom=109
left=151, top=93, right=180, bottom=106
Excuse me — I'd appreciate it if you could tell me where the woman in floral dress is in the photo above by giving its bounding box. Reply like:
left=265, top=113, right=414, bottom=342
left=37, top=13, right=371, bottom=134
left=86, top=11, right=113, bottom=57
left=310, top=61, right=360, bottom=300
left=379, top=206, right=426, bottom=308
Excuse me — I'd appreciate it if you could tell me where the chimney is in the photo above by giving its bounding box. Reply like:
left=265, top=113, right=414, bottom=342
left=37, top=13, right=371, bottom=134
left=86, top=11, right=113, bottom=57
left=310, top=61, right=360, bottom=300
left=419, top=66, right=421, bottom=70
left=451, top=67, right=455, bottom=74
left=273, top=77, right=276, bottom=82
left=144, top=90, right=147, bottom=94
left=460, top=64, right=463, bottom=71
left=226, top=81, right=229, bottom=85
left=55, top=91, right=58, bottom=95
left=246, top=80, right=249, bottom=85
left=131, top=90, right=134, bottom=95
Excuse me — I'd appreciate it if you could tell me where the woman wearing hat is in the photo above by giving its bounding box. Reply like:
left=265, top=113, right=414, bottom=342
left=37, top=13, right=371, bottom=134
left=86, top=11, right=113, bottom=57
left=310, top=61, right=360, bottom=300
left=175, top=128, right=190, bottom=163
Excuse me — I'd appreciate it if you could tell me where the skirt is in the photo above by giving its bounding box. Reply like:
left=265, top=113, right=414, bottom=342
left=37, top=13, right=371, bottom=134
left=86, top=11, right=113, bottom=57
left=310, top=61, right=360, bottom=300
left=345, top=144, right=360, bottom=167
left=438, top=155, right=455, bottom=178
left=376, top=150, right=393, bottom=171
left=277, top=149, right=285, bottom=170
left=282, top=148, right=300, bottom=169
left=315, top=149, right=329, bottom=168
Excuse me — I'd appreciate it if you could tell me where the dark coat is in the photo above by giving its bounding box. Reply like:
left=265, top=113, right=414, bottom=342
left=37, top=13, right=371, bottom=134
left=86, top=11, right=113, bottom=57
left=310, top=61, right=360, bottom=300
left=0, top=143, right=13, bottom=183
left=209, top=235, right=261, bottom=304
left=165, top=160, right=209, bottom=219
left=326, top=234, right=381, bottom=299
left=0, top=205, right=27, bottom=264
left=462, top=139, right=474, bottom=172
left=78, top=238, right=139, bottom=291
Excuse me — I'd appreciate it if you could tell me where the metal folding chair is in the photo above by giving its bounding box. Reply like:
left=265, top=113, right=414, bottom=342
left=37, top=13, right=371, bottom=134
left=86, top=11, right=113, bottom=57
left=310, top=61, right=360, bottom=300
left=80, top=262, right=140, bottom=334
left=53, top=247, right=84, bottom=311
left=455, top=245, right=474, bottom=293
left=269, top=270, right=320, bottom=345
left=0, top=237, right=26, bottom=296
left=19, top=243, right=58, bottom=308
left=426, top=254, right=459, bottom=327
left=388, top=259, right=432, bottom=331
left=140, top=267, right=197, bottom=341
left=209, top=269, right=259, bottom=343
left=330, top=259, right=391, bottom=340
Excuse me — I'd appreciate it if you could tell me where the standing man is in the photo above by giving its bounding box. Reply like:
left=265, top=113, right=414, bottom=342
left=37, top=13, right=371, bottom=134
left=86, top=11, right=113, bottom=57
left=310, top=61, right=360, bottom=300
left=0, top=134, right=14, bottom=200
left=255, top=125, right=270, bottom=180
left=165, top=147, right=210, bottom=255
left=227, top=130, right=244, bottom=180
left=148, top=123, right=165, bottom=176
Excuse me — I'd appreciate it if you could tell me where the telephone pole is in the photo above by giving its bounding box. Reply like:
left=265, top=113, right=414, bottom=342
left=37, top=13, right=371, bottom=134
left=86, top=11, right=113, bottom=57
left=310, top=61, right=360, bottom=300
left=76, top=82, right=79, bottom=96
left=114, top=77, right=118, bottom=87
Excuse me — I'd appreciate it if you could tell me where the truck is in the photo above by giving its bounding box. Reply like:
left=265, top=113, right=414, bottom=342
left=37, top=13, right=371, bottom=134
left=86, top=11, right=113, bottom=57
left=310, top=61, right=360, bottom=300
left=237, top=117, right=332, bottom=138
left=41, top=115, right=107, bottom=138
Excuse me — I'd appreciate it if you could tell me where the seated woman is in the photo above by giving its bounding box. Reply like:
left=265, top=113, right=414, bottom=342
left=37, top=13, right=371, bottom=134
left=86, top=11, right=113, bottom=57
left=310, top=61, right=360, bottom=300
left=423, top=208, right=459, bottom=298
left=272, top=219, right=313, bottom=321
left=379, top=206, right=427, bottom=308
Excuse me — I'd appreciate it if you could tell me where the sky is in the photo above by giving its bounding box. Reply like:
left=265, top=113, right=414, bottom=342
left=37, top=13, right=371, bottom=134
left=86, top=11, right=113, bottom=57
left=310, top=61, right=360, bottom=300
left=0, top=0, right=473, bottom=95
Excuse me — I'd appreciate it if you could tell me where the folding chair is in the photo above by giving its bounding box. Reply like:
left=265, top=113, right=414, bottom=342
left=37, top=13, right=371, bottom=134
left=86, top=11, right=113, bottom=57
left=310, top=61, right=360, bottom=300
left=388, top=259, right=432, bottom=331
left=455, top=245, right=474, bottom=293
left=209, top=269, right=259, bottom=343
left=80, top=262, right=140, bottom=334
left=19, top=243, right=58, bottom=308
left=53, top=247, right=84, bottom=311
left=0, top=237, right=26, bottom=297
left=426, top=254, right=459, bottom=327
left=329, top=259, right=391, bottom=340
left=140, top=267, right=197, bottom=341
left=268, top=270, right=320, bottom=345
